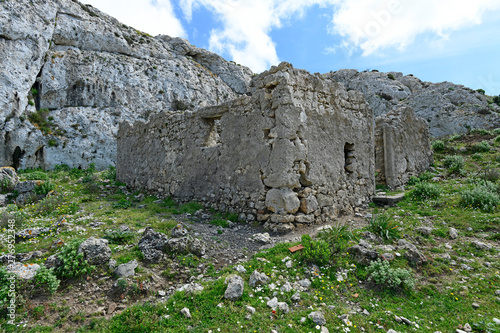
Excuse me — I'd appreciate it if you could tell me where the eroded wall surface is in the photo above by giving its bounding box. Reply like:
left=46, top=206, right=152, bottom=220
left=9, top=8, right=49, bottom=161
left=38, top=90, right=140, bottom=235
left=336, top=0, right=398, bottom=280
left=118, top=63, right=375, bottom=231
left=375, top=106, right=433, bottom=189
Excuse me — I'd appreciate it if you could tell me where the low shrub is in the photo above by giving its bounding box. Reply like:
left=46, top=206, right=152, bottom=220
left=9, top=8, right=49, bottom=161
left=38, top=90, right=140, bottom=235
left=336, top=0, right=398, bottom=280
left=473, top=141, right=491, bottom=153
left=112, top=198, right=133, bottom=209
left=367, top=259, right=415, bottom=290
left=460, top=182, right=500, bottom=212
left=412, top=182, right=441, bottom=200
left=103, top=166, right=116, bottom=181
left=368, top=216, right=399, bottom=241
left=481, top=168, right=500, bottom=183
left=0, top=178, right=13, bottom=194
left=449, top=133, right=463, bottom=141
left=32, top=266, right=60, bottom=295
left=28, top=108, right=52, bottom=135
left=319, top=222, right=358, bottom=253
left=418, top=171, right=434, bottom=182
left=209, top=217, right=229, bottom=228
left=0, top=207, right=26, bottom=229
left=431, top=140, right=445, bottom=152
left=23, top=171, right=49, bottom=181
left=34, top=181, right=55, bottom=195
left=55, top=239, right=95, bottom=279
left=472, top=153, right=483, bottom=161
left=53, top=164, right=70, bottom=172
left=173, top=201, right=204, bottom=214
left=301, top=234, right=332, bottom=266
left=407, top=175, right=420, bottom=186
left=443, top=155, right=465, bottom=175
left=470, top=128, right=491, bottom=136
left=104, top=229, right=135, bottom=244
left=32, top=194, right=64, bottom=216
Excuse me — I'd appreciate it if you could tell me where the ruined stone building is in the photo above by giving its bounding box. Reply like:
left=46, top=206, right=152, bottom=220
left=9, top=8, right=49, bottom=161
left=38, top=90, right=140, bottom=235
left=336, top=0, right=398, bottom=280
left=375, top=107, right=433, bottom=189
left=117, top=62, right=432, bottom=231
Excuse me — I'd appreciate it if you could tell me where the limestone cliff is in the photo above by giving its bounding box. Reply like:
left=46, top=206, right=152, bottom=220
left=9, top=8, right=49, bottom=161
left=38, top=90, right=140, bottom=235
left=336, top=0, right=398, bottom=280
left=0, top=0, right=252, bottom=170
left=325, top=70, right=500, bottom=137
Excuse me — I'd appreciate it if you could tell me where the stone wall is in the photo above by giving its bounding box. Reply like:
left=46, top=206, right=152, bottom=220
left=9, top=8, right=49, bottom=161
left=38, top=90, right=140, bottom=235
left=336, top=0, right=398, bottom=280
left=375, top=106, right=433, bottom=189
left=117, top=63, right=376, bottom=231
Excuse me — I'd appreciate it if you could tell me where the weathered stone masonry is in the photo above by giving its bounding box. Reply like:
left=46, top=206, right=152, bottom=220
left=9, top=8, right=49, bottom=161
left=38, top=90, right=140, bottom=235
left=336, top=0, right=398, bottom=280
left=375, top=106, right=433, bottom=190
left=117, top=63, right=376, bottom=231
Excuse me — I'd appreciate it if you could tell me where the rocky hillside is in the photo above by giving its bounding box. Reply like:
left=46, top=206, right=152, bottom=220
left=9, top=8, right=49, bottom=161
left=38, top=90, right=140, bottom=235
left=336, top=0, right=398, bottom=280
left=0, top=0, right=252, bottom=170
left=325, top=69, right=500, bottom=137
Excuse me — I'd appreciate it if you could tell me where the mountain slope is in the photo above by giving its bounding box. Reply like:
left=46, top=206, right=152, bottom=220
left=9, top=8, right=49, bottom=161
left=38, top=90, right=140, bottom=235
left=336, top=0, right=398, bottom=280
left=325, top=69, right=500, bottom=137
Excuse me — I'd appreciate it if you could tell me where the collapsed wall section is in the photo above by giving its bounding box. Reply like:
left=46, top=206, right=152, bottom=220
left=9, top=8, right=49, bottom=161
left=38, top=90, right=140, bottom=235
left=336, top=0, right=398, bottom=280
left=117, top=62, right=375, bottom=231
left=375, top=106, right=433, bottom=189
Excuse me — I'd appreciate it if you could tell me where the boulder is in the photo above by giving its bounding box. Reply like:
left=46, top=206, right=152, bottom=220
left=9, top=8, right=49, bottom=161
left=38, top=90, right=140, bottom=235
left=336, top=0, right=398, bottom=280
left=224, top=275, right=244, bottom=301
left=166, top=236, right=206, bottom=256
left=44, top=254, right=63, bottom=269
left=14, top=180, right=38, bottom=194
left=308, top=311, right=326, bottom=326
left=397, top=239, right=418, bottom=251
left=472, top=241, right=492, bottom=250
left=16, top=227, right=51, bottom=242
left=252, top=233, right=271, bottom=244
left=78, top=237, right=112, bottom=265
left=171, top=223, right=189, bottom=238
left=267, top=297, right=279, bottom=309
left=0, top=167, right=19, bottom=192
left=7, top=262, right=40, bottom=280
left=404, top=249, right=427, bottom=266
left=114, top=259, right=138, bottom=278
left=347, top=243, right=379, bottom=265
left=249, top=270, right=270, bottom=287
left=177, top=283, right=204, bottom=294
left=416, top=227, right=433, bottom=236
left=138, top=227, right=169, bottom=261
left=180, top=307, right=192, bottom=319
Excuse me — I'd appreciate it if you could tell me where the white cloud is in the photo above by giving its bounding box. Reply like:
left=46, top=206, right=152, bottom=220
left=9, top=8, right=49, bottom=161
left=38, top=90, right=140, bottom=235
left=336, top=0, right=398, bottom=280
left=81, top=1, right=500, bottom=74
left=180, top=0, right=338, bottom=73
left=330, top=0, right=500, bottom=55
left=84, top=0, right=187, bottom=38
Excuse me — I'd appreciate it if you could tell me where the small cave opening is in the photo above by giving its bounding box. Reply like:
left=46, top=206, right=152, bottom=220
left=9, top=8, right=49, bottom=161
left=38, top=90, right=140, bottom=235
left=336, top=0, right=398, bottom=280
left=34, top=146, right=45, bottom=169
left=31, top=66, right=44, bottom=111
left=344, top=143, right=355, bottom=173
left=12, top=146, right=24, bottom=170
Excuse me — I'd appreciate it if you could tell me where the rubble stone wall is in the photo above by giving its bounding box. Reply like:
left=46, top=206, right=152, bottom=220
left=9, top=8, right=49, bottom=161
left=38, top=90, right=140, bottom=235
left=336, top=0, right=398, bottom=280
left=118, top=63, right=376, bottom=231
left=375, top=106, right=433, bottom=189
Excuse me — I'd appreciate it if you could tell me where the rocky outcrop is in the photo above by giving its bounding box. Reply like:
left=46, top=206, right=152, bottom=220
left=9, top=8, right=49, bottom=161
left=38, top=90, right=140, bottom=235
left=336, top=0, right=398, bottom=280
left=0, top=0, right=252, bottom=170
left=325, top=70, right=500, bottom=137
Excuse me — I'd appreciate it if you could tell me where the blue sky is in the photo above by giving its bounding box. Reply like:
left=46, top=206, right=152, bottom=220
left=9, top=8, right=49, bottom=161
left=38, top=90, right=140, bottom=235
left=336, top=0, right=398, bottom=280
left=84, top=0, right=500, bottom=95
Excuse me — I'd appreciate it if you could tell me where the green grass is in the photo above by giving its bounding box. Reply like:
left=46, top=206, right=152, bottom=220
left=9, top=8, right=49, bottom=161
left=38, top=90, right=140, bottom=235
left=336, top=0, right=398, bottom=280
left=3, top=130, right=500, bottom=332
